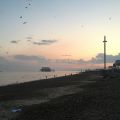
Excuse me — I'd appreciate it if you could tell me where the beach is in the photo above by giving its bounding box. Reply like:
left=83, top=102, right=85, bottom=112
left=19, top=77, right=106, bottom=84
left=0, top=71, right=120, bottom=120
left=1, top=0, right=120, bottom=120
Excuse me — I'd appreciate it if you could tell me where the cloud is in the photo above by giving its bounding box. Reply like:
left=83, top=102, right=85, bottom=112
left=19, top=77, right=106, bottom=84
left=0, top=56, right=28, bottom=71
left=41, top=40, right=57, bottom=43
left=12, top=55, right=57, bottom=71
left=33, top=39, right=57, bottom=46
left=55, top=53, right=120, bottom=65
left=0, top=56, right=6, bottom=62
left=62, top=54, right=71, bottom=57
left=13, top=53, right=120, bottom=65
left=74, top=53, right=120, bottom=65
left=10, top=40, right=20, bottom=44
left=14, top=55, right=46, bottom=62
left=0, top=55, right=48, bottom=72
left=89, top=53, right=120, bottom=64
left=1, top=53, right=120, bottom=72
left=77, top=59, right=87, bottom=64
left=33, top=42, right=49, bottom=45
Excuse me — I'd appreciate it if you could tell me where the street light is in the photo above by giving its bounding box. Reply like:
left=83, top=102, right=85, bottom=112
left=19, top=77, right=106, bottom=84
left=103, top=35, right=107, bottom=70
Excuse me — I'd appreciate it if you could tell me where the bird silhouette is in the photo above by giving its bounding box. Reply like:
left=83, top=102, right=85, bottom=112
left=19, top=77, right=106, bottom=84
left=6, top=52, right=8, bottom=54
left=23, top=22, right=27, bottom=24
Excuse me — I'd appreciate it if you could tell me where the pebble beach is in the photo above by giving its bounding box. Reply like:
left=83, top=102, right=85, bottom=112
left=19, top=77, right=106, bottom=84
left=0, top=71, right=120, bottom=120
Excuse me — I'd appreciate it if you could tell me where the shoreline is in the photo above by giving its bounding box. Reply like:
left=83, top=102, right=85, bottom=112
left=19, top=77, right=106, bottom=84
left=0, top=71, right=79, bottom=87
left=0, top=72, right=96, bottom=100
left=0, top=71, right=102, bottom=120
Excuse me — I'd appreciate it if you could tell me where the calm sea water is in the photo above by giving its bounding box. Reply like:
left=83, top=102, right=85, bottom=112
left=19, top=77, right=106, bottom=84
left=0, top=71, right=79, bottom=86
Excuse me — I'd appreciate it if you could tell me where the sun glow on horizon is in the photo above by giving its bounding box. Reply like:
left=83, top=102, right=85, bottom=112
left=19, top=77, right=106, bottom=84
left=1, top=0, right=120, bottom=71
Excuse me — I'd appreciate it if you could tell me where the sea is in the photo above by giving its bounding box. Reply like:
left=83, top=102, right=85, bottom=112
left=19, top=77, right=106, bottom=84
left=0, top=71, right=79, bottom=86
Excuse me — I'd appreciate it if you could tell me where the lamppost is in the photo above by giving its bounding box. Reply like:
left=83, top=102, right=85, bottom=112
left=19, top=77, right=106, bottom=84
left=103, top=35, right=107, bottom=70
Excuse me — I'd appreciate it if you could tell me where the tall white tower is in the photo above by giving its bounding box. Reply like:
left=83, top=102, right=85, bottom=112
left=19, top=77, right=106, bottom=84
left=103, top=36, right=107, bottom=70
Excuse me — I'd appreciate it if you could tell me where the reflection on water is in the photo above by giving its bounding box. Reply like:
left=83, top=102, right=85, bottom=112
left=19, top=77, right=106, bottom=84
left=0, top=71, right=79, bottom=86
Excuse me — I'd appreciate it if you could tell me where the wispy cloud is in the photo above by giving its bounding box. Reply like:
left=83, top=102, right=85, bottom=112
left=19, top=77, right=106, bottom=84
left=77, top=53, right=120, bottom=64
left=33, top=42, right=49, bottom=45
left=14, top=55, right=46, bottom=62
left=54, top=53, right=120, bottom=65
left=0, top=56, right=41, bottom=72
left=41, top=40, right=57, bottom=43
left=33, top=39, right=57, bottom=46
left=1, top=53, right=120, bottom=72
left=0, top=56, right=6, bottom=61
left=62, top=54, right=71, bottom=57
left=88, top=53, right=120, bottom=64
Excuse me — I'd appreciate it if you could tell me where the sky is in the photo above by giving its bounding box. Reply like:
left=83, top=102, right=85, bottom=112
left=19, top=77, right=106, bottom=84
left=1, top=0, right=120, bottom=71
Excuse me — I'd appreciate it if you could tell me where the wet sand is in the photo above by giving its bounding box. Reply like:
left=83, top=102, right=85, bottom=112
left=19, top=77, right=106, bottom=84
left=1, top=71, right=119, bottom=120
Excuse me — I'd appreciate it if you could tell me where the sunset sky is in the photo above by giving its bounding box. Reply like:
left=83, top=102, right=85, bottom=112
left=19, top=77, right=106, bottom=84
left=1, top=0, right=120, bottom=71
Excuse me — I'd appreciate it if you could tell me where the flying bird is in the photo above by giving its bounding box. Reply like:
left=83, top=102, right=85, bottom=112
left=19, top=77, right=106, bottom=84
left=20, top=16, right=22, bottom=18
left=6, top=52, right=8, bottom=54
left=23, top=22, right=27, bottom=24
left=25, top=7, right=28, bottom=8
left=10, top=40, right=20, bottom=44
